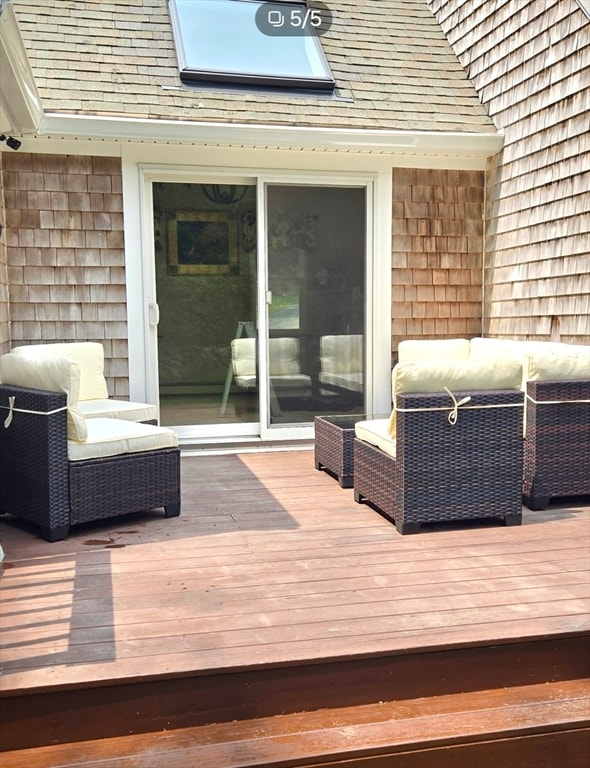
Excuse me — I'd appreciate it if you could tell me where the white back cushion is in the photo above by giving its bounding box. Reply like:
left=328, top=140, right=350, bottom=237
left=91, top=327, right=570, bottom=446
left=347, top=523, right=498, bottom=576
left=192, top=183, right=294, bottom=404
left=12, top=342, right=108, bottom=401
left=398, top=338, right=471, bottom=363
left=231, top=338, right=256, bottom=378
left=320, top=335, right=363, bottom=373
left=388, top=358, right=522, bottom=438
left=231, top=337, right=302, bottom=378
left=526, top=349, right=590, bottom=381
left=469, top=337, right=518, bottom=360
left=269, top=338, right=301, bottom=375
left=0, top=352, right=88, bottom=441
left=394, top=358, right=523, bottom=395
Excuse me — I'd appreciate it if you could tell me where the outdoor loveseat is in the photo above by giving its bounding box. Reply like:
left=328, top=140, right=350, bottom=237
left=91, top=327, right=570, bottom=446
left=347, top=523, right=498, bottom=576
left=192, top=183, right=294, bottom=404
left=0, top=352, right=180, bottom=542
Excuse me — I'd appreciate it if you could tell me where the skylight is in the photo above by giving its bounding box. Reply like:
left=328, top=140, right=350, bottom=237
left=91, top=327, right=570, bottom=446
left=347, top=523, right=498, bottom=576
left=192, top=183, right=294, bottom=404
left=169, top=0, right=335, bottom=91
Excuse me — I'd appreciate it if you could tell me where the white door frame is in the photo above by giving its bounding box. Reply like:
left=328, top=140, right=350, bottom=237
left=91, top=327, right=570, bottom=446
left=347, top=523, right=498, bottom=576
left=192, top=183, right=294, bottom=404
left=123, top=157, right=392, bottom=445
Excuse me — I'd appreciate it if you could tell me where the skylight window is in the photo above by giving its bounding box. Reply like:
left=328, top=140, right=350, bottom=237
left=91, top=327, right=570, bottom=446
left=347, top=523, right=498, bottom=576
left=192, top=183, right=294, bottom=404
left=169, top=0, right=335, bottom=91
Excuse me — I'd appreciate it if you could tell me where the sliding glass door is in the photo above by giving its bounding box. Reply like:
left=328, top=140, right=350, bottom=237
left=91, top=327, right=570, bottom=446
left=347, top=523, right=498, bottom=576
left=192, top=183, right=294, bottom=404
left=150, top=176, right=368, bottom=441
left=264, top=184, right=366, bottom=428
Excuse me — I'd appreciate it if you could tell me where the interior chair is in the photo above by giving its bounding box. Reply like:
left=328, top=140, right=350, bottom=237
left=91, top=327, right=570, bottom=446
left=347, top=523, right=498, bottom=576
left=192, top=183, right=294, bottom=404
left=353, top=358, right=524, bottom=534
left=318, top=334, right=364, bottom=399
left=10, top=342, right=157, bottom=423
left=230, top=337, right=312, bottom=408
left=0, top=353, right=180, bottom=542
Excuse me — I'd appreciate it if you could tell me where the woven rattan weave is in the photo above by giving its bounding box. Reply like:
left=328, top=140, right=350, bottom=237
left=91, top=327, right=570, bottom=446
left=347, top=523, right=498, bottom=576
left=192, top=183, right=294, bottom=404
left=314, top=414, right=362, bottom=488
left=353, top=389, right=524, bottom=534
left=0, top=384, right=180, bottom=541
left=523, top=379, right=590, bottom=510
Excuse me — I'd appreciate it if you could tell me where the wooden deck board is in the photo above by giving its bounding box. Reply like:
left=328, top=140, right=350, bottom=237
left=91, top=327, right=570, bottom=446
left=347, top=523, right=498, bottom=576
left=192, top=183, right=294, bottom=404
left=2, top=680, right=589, bottom=768
left=1, top=450, right=589, bottom=693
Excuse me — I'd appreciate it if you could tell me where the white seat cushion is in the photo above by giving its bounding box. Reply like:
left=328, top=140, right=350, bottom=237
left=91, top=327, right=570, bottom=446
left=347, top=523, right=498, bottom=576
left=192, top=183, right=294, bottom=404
left=355, top=419, right=396, bottom=458
left=319, top=372, right=364, bottom=393
left=78, top=399, right=157, bottom=422
left=68, top=418, right=177, bottom=462
left=271, top=374, right=312, bottom=391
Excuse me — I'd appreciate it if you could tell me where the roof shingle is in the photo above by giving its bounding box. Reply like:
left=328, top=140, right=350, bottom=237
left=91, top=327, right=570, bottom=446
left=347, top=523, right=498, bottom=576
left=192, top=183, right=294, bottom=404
left=12, top=0, right=495, bottom=133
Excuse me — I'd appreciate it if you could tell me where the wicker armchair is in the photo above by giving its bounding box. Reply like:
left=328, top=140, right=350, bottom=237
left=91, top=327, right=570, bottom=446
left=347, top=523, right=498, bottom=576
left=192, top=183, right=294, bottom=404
left=353, top=359, right=524, bottom=534
left=0, top=353, right=180, bottom=542
left=523, top=378, right=590, bottom=510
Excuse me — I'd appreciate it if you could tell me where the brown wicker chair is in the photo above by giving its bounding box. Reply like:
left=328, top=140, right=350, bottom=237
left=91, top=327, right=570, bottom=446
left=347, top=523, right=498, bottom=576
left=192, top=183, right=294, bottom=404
left=523, top=378, right=590, bottom=510
left=0, top=383, right=180, bottom=542
left=353, top=360, right=525, bottom=534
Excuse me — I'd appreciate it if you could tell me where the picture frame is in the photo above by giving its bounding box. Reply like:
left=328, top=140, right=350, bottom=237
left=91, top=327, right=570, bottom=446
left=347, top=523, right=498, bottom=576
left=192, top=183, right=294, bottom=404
left=167, top=210, right=239, bottom=275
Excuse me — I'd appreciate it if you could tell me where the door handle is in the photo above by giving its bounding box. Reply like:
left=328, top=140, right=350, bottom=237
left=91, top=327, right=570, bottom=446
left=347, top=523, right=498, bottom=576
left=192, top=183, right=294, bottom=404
left=149, top=302, right=160, bottom=327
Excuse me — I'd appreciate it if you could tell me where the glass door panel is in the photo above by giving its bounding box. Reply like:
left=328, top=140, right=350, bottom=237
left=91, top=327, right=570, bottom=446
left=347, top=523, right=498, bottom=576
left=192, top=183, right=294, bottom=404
left=266, top=185, right=366, bottom=427
left=152, top=181, right=258, bottom=429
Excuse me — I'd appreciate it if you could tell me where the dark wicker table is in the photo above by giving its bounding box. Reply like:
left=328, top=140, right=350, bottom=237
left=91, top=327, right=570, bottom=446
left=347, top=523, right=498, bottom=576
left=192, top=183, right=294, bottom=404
left=314, top=413, right=367, bottom=488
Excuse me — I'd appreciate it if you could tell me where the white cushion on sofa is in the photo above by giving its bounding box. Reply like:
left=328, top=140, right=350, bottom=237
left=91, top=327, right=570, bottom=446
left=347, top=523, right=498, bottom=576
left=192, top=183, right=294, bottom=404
left=0, top=352, right=88, bottom=442
left=78, top=398, right=157, bottom=422
left=395, top=358, right=523, bottom=394
left=469, top=337, right=518, bottom=360
left=469, top=338, right=588, bottom=381
left=355, top=418, right=396, bottom=457
left=526, top=349, right=590, bottom=381
left=398, top=338, right=471, bottom=363
left=388, top=358, right=523, bottom=438
left=12, top=342, right=109, bottom=401
left=68, top=418, right=177, bottom=462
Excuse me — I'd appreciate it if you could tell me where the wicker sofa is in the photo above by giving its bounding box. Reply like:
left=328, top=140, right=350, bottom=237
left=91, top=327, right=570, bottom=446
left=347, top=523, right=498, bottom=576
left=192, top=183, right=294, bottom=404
left=353, top=358, right=525, bottom=534
left=396, top=337, right=590, bottom=511
left=0, top=353, right=180, bottom=541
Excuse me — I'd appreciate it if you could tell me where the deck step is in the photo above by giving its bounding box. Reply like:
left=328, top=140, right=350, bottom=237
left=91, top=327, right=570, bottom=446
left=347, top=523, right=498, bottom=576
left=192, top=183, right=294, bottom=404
left=2, top=679, right=589, bottom=768
left=3, top=634, right=589, bottom=753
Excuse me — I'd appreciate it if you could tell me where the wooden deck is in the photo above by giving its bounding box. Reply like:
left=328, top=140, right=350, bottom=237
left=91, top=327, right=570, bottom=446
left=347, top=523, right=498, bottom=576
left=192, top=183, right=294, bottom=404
left=1, top=449, right=589, bottom=764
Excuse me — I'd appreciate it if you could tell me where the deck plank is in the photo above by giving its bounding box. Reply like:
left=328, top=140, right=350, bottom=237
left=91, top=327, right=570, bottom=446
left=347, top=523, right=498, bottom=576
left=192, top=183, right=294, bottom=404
left=1, top=450, right=589, bottom=692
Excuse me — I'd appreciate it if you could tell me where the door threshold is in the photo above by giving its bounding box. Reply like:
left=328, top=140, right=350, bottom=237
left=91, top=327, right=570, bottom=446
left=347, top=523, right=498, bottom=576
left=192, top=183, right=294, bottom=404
left=179, top=436, right=314, bottom=456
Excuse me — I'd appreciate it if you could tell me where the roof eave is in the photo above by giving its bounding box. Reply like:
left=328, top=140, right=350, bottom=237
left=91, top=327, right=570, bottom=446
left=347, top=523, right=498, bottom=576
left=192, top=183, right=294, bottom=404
left=38, top=113, right=504, bottom=157
left=0, top=1, right=44, bottom=134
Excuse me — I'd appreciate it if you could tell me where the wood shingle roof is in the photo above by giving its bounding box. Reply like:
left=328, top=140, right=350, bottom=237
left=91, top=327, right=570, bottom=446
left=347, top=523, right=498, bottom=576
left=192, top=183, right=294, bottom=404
left=11, top=0, right=495, bottom=133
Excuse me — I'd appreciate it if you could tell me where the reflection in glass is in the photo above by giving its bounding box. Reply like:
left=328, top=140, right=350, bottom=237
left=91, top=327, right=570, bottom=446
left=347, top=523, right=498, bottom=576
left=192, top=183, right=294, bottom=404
left=266, top=185, right=366, bottom=425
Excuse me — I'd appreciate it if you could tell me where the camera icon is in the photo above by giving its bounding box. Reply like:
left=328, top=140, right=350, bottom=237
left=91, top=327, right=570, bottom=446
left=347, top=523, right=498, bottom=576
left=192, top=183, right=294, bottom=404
left=256, top=2, right=332, bottom=37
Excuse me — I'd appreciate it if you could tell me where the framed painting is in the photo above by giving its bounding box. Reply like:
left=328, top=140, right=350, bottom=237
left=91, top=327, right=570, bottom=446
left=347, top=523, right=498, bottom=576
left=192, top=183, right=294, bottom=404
left=167, top=210, right=239, bottom=275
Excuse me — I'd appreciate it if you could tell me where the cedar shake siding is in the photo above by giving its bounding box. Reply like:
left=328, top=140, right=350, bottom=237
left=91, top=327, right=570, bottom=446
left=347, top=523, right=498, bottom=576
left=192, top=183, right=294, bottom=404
left=391, top=168, right=484, bottom=358
left=428, top=0, right=590, bottom=344
left=1, top=153, right=129, bottom=396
